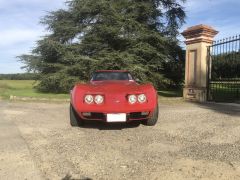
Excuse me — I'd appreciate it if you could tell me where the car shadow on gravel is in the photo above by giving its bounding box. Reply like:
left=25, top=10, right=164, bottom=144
left=62, top=174, right=92, bottom=180
left=193, top=102, right=240, bottom=116
left=80, top=121, right=141, bottom=130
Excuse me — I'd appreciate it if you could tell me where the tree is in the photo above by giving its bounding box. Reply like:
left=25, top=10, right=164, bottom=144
left=19, top=0, right=186, bottom=93
left=212, top=52, right=240, bottom=80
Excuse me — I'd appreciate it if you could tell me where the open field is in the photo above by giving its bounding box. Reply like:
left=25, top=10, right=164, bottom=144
left=0, top=100, right=240, bottom=179
left=0, top=80, right=69, bottom=100
left=0, top=80, right=183, bottom=101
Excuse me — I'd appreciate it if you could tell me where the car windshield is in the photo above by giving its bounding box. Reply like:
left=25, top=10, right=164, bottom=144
left=92, top=72, right=133, bottom=81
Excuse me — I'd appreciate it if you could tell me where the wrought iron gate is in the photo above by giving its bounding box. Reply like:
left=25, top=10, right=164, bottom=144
left=207, top=35, right=240, bottom=102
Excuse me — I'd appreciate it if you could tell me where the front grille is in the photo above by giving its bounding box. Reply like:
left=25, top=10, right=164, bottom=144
left=82, top=112, right=105, bottom=120
left=129, top=112, right=149, bottom=119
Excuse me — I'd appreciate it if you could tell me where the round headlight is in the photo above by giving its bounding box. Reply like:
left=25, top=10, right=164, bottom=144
left=128, top=95, right=137, bottom=104
left=138, top=94, right=146, bottom=103
left=94, top=95, right=104, bottom=104
left=84, top=95, right=93, bottom=104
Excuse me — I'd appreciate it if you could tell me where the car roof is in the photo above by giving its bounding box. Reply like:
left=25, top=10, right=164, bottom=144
left=95, top=70, right=129, bottom=73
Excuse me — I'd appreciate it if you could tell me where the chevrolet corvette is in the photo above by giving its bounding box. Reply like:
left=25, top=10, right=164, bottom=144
left=70, top=70, right=158, bottom=126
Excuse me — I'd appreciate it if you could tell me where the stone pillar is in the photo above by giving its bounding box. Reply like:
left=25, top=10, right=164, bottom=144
left=181, top=24, right=218, bottom=102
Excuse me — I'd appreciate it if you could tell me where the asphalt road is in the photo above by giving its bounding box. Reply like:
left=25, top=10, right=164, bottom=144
left=0, top=100, right=240, bottom=180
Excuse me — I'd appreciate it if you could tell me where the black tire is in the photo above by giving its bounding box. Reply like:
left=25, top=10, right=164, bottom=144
left=70, top=104, right=84, bottom=127
left=145, top=103, right=159, bottom=126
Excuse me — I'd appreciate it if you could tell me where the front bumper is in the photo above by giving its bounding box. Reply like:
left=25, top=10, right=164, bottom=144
left=78, top=111, right=152, bottom=122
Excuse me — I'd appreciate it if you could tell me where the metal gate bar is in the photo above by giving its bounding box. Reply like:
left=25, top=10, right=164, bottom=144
left=207, top=35, right=240, bottom=103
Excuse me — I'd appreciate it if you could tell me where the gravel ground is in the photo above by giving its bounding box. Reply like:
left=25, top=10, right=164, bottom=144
left=0, top=100, right=240, bottom=180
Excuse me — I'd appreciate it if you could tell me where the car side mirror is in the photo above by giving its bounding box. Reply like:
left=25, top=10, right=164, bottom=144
left=135, top=78, right=141, bottom=83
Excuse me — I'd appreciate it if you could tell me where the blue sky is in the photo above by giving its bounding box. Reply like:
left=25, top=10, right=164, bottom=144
left=0, top=0, right=240, bottom=74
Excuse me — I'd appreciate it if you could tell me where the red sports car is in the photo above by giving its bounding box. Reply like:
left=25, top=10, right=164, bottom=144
left=70, top=70, right=159, bottom=126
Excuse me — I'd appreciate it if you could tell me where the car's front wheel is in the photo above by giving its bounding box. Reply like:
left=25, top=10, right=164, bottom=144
left=144, top=104, right=159, bottom=126
left=70, top=104, right=84, bottom=127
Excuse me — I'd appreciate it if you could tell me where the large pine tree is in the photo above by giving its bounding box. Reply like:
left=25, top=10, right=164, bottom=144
left=19, top=0, right=186, bottom=93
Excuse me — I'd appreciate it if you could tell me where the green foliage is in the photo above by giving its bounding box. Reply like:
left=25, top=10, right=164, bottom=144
left=161, top=47, right=185, bottom=88
left=0, top=73, right=39, bottom=80
left=19, top=0, right=186, bottom=93
left=36, top=73, right=80, bottom=93
left=212, top=52, right=240, bottom=80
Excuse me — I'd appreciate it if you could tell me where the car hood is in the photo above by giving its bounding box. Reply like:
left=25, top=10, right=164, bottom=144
left=87, top=81, right=141, bottom=93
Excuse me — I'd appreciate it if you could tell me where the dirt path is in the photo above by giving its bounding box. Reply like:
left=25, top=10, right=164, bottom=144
left=0, top=101, right=240, bottom=180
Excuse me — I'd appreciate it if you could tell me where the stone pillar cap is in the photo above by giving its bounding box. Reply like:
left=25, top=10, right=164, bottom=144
left=181, top=24, right=218, bottom=45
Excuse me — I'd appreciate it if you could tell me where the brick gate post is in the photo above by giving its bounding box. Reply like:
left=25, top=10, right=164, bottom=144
left=181, top=25, right=218, bottom=102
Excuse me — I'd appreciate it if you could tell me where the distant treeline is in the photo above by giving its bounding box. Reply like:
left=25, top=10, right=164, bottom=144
left=0, top=73, right=39, bottom=80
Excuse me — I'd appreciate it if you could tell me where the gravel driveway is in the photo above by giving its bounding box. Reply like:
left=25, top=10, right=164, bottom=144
left=0, top=100, right=240, bottom=180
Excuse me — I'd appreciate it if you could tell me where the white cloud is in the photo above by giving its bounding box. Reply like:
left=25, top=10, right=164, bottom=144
left=0, top=0, right=65, bottom=8
left=0, top=28, right=43, bottom=47
left=0, top=62, right=25, bottom=73
left=0, top=0, right=66, bottom=73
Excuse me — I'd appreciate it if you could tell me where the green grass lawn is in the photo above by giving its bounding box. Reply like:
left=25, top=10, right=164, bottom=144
left=0, top=80, right=69, bottom=99
left=210, top=82, right=240, bottom=102
left=157, top=89, right=183, bottom=97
